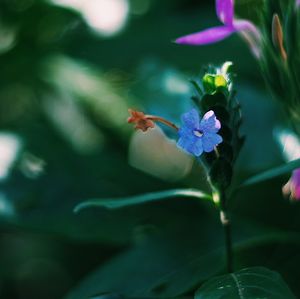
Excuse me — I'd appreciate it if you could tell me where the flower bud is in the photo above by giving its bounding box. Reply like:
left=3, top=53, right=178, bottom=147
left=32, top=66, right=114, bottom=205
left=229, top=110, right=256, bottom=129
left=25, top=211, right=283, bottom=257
left=272, top=14, right=287, bottom=61
left=282, top=168, right=300, bottom=201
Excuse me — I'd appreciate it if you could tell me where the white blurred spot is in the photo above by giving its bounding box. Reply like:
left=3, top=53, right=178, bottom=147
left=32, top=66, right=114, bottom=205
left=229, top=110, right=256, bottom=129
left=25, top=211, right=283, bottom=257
left=129, top=126, right=193, bottom=182
left=19, top=153, right=46, bottom=179
left=164, top=72, right=190, bottom=95
left=43, top=93, right=104, bottom=154
left=274, top=128, right=300, bottom=161
left=42, top=55, right=130, bottom=135
left=50, top=0, right=129, bottom=36
left=0, top=133, right=21, bottom=180
left=0, top=24, right=17, bottom=54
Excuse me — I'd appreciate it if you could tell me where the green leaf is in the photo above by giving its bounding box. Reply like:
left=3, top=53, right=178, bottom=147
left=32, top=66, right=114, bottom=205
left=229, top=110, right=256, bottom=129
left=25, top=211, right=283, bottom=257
left=89, top=294, right=123, bottom=299
left=202, top=74, right=216, bottom=94
left=241, top=158, right=300, bottom=187
left=190, top=79, right=203, bottom=97
left=64, top=228, right=224, bottom=299
left=64, top=218, right=300, bottom=299
left=74, top=189, right=212, bottom=213
left=200, top=93, right=228, bottom=112
left=195, top=267, right=296, bottom=299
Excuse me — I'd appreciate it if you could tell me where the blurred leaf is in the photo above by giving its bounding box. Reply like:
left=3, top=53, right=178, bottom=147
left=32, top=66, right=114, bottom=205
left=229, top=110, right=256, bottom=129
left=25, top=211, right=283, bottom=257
left=74, top=189, right=212, bottom=213
left=64, top=230, right=225, bottom=299
left=64, top=222, right=300, bottom=299
left=89, top=294, right=123, bottom=299
left=240, top=158, right=300, bottom=187
left=195, top=267, right=296, bottom=299
left=235, top=0, right=265, bottom=24
left=88, top=292, right=189, bottom=299
left=234, top=235, right=300, bottom=298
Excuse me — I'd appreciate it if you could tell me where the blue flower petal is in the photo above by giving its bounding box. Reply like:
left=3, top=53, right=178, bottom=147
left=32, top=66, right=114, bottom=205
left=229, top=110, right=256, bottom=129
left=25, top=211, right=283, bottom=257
left=177, top=109, right=222, bottom=157
left=192, top=138, right=204, bottom=156
left=199, top=110, right=221, bottom=133
left=178, top=126, right=193, bottom=137
left=202, top=133, right=223, bottom=152
left=181, top=109, right=200, bottom=129
left=177, top=135, right=203, bottom=156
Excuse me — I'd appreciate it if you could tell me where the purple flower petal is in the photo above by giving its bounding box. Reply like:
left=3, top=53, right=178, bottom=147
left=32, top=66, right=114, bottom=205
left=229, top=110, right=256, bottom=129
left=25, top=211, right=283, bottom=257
left=175, top=25, right=235, bottom=46
left=233, top=19, right=261, bottom=41
left=283, top=168, right=300, bottom=201
left=297, top=0, right=300, bottom=6
left=292, top=169, right=300, bottom=199
left=216, top=0, right=234, bottom=26
left=181, top=109, right=200, bottom=129
left=199, top=110, right=221, bottom=133
left=202, top=133, right=223, bottom=152
left=233, top=19, right=262, bottom=58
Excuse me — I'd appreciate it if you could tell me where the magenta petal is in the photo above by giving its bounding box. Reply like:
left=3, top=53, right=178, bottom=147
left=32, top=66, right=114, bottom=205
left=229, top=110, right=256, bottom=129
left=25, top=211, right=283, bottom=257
left=292, top=169, right=300, bottom=200
left=233, top=19, right=261, bottom=41
left=233, top=19, right=262, bottom=58
left=216, top=0, right=234, bottom=25
left=175, top=26, right=235, bottom=45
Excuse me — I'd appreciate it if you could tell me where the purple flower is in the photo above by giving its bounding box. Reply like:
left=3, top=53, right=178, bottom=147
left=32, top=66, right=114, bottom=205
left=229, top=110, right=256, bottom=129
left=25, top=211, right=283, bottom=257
left=283, top=168, right=300, bottom=201
left=175, top=0, right=261, bottom=57
left=297, top=0, right=300, bottom=6
left=177, top=109, right=223, bottom=156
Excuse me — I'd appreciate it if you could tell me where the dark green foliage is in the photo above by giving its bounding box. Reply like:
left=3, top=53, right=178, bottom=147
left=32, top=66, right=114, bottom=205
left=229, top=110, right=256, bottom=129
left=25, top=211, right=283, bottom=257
left=209, top=158, right=233, bottom=190
left=241, top=158, right=300, bottom=187
left=74, top=189, right=212, bottom=212
left=0, top=1, right=299, bottom=299
left=260, top=0, right=300, bottom=130
left=195, top=267, right=296, bottom=299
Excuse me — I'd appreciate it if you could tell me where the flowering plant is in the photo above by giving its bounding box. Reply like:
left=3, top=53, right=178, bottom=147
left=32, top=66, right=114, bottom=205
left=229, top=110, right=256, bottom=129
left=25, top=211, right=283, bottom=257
left=72, top=0, right=300, bottom=298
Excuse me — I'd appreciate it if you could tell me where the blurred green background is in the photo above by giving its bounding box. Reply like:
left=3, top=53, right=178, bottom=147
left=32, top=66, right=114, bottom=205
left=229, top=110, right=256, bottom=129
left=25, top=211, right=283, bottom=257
left=0, top=0, right=300, bottom=298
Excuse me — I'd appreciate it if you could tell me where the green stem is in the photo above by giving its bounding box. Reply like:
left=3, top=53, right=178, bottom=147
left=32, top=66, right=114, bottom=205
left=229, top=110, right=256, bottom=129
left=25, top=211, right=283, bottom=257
left=220, top=192, right=233, bottom=273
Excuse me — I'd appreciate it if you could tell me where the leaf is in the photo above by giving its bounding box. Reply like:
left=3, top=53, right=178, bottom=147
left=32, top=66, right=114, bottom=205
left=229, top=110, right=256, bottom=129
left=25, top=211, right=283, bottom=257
left=89, top=294, right=123, bottom=299
left=64, top=227, right=225, bottom=299
left=88, top=295, right=184, bottom=299
left=64, top=219, right=300, bottom=299
left=240, top=158, right=300, bottom=187
left=74, top=189, right=212, bottom=213
left=200, top=93, right=228, bottom=112
left=195, top=267, right=296, bottom=299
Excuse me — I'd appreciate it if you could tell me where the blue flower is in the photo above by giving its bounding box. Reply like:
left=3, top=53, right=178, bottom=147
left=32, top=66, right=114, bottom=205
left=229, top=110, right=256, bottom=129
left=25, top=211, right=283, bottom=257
left=177, top=109, right=223, bottom=156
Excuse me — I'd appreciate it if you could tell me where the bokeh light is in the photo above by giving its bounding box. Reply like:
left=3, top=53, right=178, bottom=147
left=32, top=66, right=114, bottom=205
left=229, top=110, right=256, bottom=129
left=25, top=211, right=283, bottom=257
left=50, top=0, right=129, bottom=36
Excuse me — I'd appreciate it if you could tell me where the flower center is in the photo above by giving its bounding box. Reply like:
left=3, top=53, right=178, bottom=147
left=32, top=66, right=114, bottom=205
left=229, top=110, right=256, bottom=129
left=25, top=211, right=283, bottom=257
left=193, top=130, right=203, bottom=137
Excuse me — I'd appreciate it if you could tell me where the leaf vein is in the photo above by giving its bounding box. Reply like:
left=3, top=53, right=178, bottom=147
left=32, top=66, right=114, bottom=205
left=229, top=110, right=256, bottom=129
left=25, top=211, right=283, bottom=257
left=231, top=273, right=245, bottom=299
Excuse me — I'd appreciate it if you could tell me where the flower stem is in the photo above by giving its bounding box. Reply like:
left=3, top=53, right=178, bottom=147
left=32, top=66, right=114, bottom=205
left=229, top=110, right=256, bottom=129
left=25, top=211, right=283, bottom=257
left=219, top=192, right=233, bottom=273
left=147, top=116, right=179, bottom=131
